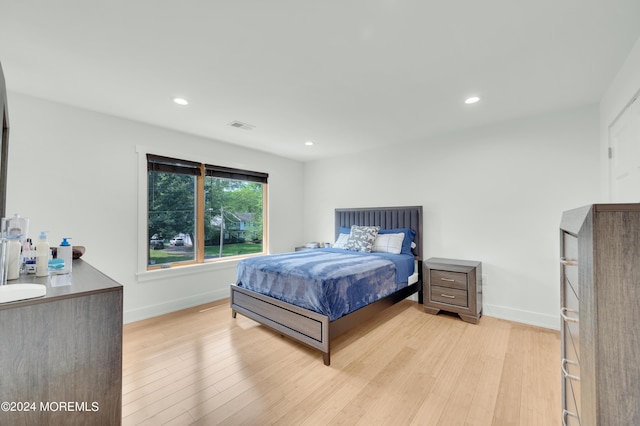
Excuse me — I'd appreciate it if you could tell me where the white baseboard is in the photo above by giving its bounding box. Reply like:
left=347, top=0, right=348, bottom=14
left=484, top=303, right=560, bottom=330
left=123, top=287, right=229, bottom=324
left=406, top=293, right=419, bottom=302
left=124, top=289, right=560, bottom=331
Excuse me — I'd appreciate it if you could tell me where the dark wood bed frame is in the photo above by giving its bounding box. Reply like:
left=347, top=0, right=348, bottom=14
left=230, top=206, right=423, bottom=366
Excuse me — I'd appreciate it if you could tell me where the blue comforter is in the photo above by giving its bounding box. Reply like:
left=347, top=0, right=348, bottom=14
left=236, top=248, right=414, bottom=321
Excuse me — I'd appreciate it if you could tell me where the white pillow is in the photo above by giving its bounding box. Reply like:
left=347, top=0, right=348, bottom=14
left=372, top=232, right=404, bottom=254
left=333, top=233, right=350, bottom=249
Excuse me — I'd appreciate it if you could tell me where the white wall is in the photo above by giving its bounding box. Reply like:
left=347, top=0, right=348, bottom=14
left=6, top=82, right=620, bottom=330
left=5, top=93, right=305, bottom=323
left=303, top=105, right=601, bottom=329
left=600, top=35, right=640, bottom=199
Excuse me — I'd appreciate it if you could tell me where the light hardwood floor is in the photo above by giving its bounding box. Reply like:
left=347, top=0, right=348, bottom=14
left=122, top=299, right=560, bottom=425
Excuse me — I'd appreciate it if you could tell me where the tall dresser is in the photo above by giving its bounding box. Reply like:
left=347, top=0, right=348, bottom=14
left=560, top=203, right=640, bottom=425
left=0, top=259, right=123, bottom=426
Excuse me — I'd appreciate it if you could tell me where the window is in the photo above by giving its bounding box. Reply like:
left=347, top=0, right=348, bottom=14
left=147, top=154, right=267, bottom=269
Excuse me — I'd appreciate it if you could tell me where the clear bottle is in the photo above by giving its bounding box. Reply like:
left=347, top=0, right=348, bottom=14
left=4, top=213, right=29, bottom=280
left=58, top=237, right=72, bottom=274
left=7, top=238, right=21, bottom=280
left=7, top=213, right=29, bottom=240
left=35, top=231, right=50, bottom=277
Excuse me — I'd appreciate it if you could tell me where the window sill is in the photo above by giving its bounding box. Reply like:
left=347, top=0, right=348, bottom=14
left=136, top=258, right=240, bottom=283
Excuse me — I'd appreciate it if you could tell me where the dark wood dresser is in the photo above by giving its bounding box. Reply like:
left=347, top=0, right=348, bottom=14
left=560, top=203, right=640, bottom=425
left=0, top=259, right=123, bottom=426
left=423, top=257, right=482, bottom=324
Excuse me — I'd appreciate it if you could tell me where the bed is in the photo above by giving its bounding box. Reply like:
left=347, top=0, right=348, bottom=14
left=230, top=206, right=423, bottom=365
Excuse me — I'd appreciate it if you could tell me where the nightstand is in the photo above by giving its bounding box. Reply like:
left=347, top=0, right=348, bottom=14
left=424, top=257, right=482, bottom=324
left=294, top=245, right=322, bottom=252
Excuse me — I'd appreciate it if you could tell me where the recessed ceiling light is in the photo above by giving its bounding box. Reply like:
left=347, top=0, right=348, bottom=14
left=172, top=97, right=189, bottom=106
left=465, top=96, right=480, bottom=104
left=305, top=141, right=314, bottom=146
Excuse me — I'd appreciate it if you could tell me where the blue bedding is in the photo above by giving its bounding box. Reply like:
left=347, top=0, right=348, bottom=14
left=236, top=248, right=415, bottom=321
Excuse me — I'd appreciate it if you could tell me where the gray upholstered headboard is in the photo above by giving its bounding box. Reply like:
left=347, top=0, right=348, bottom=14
left=335, top=206, right=423, bottom=260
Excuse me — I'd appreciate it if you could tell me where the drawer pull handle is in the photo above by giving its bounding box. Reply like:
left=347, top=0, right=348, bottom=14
left=562, top=409, right=579, bottom=426
left=440, top=294, right=455, bottom=299
left=440, top=277, right=456, bottom=282
left=561, top=358, right=580, bottom=381
left=560, top=257, right=578, bottom=266
left=560, top=307, right=579, bottom=323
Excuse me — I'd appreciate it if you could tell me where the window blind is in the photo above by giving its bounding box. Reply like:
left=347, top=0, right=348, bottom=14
left=205, top=164, right=268, bottom=183
left=147, top=154, right=201, bottom=176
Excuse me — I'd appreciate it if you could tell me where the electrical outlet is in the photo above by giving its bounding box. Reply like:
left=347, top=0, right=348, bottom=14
left=482, top=275, right=488, bottom=286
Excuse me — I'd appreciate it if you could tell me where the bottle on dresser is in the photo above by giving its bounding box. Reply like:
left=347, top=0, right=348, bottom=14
left=57, top=238, right=72, bottom=274
left=35, top=231, right=50, bottom=277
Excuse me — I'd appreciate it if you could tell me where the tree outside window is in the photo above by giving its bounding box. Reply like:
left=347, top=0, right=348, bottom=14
left=147, top=155, right=267, bottom=269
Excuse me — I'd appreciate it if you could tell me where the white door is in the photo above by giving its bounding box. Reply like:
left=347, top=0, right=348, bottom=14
left=610, top=94, right=640, bottom=202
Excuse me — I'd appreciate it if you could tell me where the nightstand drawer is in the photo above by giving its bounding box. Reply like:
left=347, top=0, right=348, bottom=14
left=430, top=285, right=468, bottom=307
left=430, top=270, right=467, bottom=290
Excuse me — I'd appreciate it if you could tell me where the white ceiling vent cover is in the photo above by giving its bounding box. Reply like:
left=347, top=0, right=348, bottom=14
left=228, top=121, right=255, bottom=130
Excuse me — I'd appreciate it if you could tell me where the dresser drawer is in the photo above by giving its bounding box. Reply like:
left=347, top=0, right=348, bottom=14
left=430, top=285, right=468, bottom=307
left=563, top=359, right=581, bottom=425
left=567, top=374, right=581, bottom=423
left=563, top=378, right=581, bottom=426
left=430, top=269, right=467, bottom=290
left=563, top=321, right=580, bottom=365
left=562, top=232, right=579, bottom=298
left=562, top=256, right=580, bottom=363
left=562, top=296, right=580, bottom=363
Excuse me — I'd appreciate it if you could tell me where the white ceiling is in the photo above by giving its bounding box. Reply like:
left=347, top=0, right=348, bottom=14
left=1, top=1, right=639, bottom=162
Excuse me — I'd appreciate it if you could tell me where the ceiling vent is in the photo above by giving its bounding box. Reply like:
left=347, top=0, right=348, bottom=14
left=228, top=120, right=255, bottom=130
